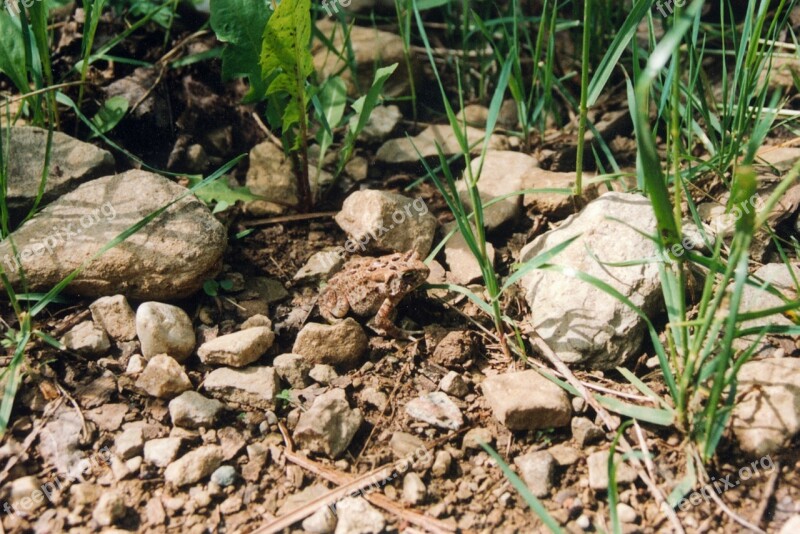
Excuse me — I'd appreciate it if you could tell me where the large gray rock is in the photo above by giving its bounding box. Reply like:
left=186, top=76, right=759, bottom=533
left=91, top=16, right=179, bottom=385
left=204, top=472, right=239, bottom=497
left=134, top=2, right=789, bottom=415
left=731, top=358, right=800, bottom=457
left=0, top=171, right=227, bottom=300
left=376, top=125, right=507, bottom=164
left=481, top=370, right=571, bottom=430
left=334, top=190, right=436, bottom=257
left=3, top=126, right=115, bottom=223
left=518, top=192, right=663, bottom=369
left=293, top=389, right=362, bottom=458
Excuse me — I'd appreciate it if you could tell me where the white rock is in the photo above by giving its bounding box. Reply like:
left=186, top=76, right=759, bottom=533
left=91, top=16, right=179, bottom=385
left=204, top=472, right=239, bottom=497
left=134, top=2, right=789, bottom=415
left=197, top=327, right=274, bottom=367
left=61, top=320, right=110, bottom=356
left=309, top=364, right=339, bottom=384
left=731, top=358, right=800, bottom=456
left=360, top=105, right=402, bottom=143
left=136, top=302, right=195, bottom=361
left=439, top=371, right=468, bottom=398
left=115, top=427, right=144, bottom=460
left=92, top=492, right=126, bottom=526
left=303, top=505, right=338, bottom=534
left=293, top=389, right=362, bottom=458
left=521, top=168, right=599, bottom=218
left=404, top=392, right=464, bottom=430
left=90, top=295, right=137, bottom=341
left=780, top=515, right=800, bottom=534
left=144, top=437, right=183, bottom=468
left=402, top=473, right=426, bottom=504
left=518, top=192, right=663, bottom=369
left=481, top=370, right=571, bottom=430
left=164, top=445, right=224, bottom=487
left=169, top=391, right=224, bottom=429
left=333, top=496, right=385, bottom=534
left=135, top=354, right=192, bottom=399
left=203, top=366, right=278, bottom=410
left=616, top=503, right=638, bottom=524
left=125, top=354, right=145, bottom=374
left=514, top=451, right=555, bottom=497
left=9, top=476, right=45, bottom=513
left=334, top=189, right=437, bottom=257
left=587, top=450, right=638, bottom=490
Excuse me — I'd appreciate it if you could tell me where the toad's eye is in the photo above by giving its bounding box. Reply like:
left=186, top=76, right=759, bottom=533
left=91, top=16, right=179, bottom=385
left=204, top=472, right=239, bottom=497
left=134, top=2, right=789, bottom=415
left=402, top=271, right=417, bottom=279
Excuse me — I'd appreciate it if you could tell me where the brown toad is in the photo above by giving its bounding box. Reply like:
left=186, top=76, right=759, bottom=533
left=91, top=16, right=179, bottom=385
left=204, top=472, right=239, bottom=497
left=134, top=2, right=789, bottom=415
left=318, top=250, right=429, bottom=339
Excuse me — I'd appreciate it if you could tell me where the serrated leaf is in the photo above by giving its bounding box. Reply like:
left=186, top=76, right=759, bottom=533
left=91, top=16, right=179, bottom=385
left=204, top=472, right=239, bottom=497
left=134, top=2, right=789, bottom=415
left=210, top=0, right=272, bottom=102
left=89, top=96, right=128, bottom=138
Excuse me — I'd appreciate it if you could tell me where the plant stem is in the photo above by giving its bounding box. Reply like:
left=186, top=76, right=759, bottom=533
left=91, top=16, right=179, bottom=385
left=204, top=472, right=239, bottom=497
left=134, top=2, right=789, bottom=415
left=575, top=0, right=592, bottom=196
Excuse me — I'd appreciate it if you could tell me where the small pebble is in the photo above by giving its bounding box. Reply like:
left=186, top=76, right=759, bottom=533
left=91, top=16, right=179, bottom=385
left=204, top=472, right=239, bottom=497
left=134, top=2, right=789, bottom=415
left=211, top=465, right=237, bottom=487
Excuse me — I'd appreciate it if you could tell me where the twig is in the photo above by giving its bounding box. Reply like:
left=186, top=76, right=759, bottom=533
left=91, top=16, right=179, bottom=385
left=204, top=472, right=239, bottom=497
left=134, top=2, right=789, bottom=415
left=241, top=211, right=338, bottom=227
left=754, top=460, right=780, bottom=527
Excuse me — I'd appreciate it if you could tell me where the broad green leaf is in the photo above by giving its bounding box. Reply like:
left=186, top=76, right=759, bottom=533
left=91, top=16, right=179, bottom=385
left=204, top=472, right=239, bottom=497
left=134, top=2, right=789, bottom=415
left=0, top=13, right=29, bottom=94
left=89, top=96, right=128, bottom=138
left=315, top=76, right=347, bottom=174
left=185, top=175, right=259, bottom=207
left=210, top=0, right=272, bottom=102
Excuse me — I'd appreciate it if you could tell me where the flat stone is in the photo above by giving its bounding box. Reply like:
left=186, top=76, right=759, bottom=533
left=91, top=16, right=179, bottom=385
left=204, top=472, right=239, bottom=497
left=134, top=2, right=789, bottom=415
left=293, top=319, right=368, bottom=367
left=443, top=222, right=495, bottom=284
left=294, top=248, right=345, bottom=283
left=135, top=354, right=192, bottom=399
left=587, top=450, right=638, bottom=490
left=61, top=320, right=110, bottom=356
left=136, top=302, right=195, bottom=362
left=169, top=391, right=225, bottom=429
left=731, top=358, right=800, bottom=456
left=405, top=392, right=464, bottom=430
left=521, top=168, right=599, bottom=218
left=389, top=432, right=425, bottom=459
left=481, top=370, right=571, bottom=430
left=293, top=389, right=362, bottom=458
left=514, top=451, right=555, bottom=497
left=376, top=125, right=507, bottom=164
left=90, top=295, right=137, bottom=341
left=115, top=427, right=144, bottom=460
left=203, top=366, right=278, bottom=410
left=518, top=192, right=663, bottom=369
left=571, top=417, right=604, bottom=447
left=462, top=427, right=493, bottom=450
left=273, top=353, right=312, bottom=388
left=334, top=189, right=437, bottom=257
left=197, top=327, right=275, bottom=367
left=2, top=126, right=114, bottom=223
left=164, top=445, right=224, bottom=487
left=144, top=437, right=183, bottom=468
left=0, top=171, right=226, bottom=300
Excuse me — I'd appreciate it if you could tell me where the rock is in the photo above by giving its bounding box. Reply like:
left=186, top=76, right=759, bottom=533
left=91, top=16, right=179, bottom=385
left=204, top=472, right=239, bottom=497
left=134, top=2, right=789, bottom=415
left=203, top=366, right=279, bottom=410
left=548, top=444, right=580, bottom=467
left=402, top=473, right=426, bottom=504
left=731, top=358, right=800, bottom=456
left=164, top=445, right=224, bottom=487
left=303, top=505, right=338, bottom=534
left=359, top=387, right=388, bottom=412
left=0, top=171, right=226, bottom=300
left=462, top=427, right=493, bottom=450
left=481, top=370, right=571, bottom=430
left=144, top=437, right=182, bottom=468
left=616, top=503, right=638, bottom=524
left=92, top=492, right=126, bottom=526
left=432, top=450, right=452, bottom=477
left=762, top=56, right=800, bottom=91
left=273, top=353, right=312, bottom=388
left=115, top=427, right=144, bottom=460
left=457, top=151, right=534, bottom=231
left=405, top=392, right=464, bottom=430
left=518, top=192, right=663, bottom=369
left=514, top=451, right=555, bottom=497
left=293, top=319, right=368, bottom=367
left=169, top=391, right=225, bottom=429
left=136, top=302, right=195, bottom=362
left=244, top=140, right=331, bottom=215
left=2, top=126, right=114, bottom=223
left=360, top=105, right=402, bottom=143
left=443, top=222, right=495, bottom=284
left=309, top=364, right=339, bottom=385
left=9, top=476, right=45, bottom=513
left=439, top=371, right=469, bottom=399
left=294, top=248, right=345, bottom=283
left=313, top=20, right=409, bottom=98
left=458, top=101, right=518, bottom=128
left=780, top=516, right=800, bottom=534
left=241, top=314, right=272, bottom=330
left=345, top=156, right=369, bottom=182
left=135, top=354, right=192, bottom=399
left=38, top=407, right=84, bottom=480
left=334, top=189, right=437, bottom=257
left=757, top=147, right=800, bottom=173
left=522, top=168, right=599, bottom=218
left=333, top=496, right=385, bottom=534
left=431, top=330, right=474, bottom=367
left=61, top=320, right=110, bottom=356
left=389, top=432, right=425, bottom=459
left=376, top=125, right=507, bottom=164
left=126, top=354, right=145, bottom=374
left=293, top=389, right=363, bottom=458
left=210, top=465, right=237, bottom=487
left=89, top=295, right=137, bottom=341
left=735, top=263, right=800, bottom=353
left=197, top=327, right=275, bottom=367
left=587, top=450, right=638, bottom=490
left=571, top=417, right=604, bottom=447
